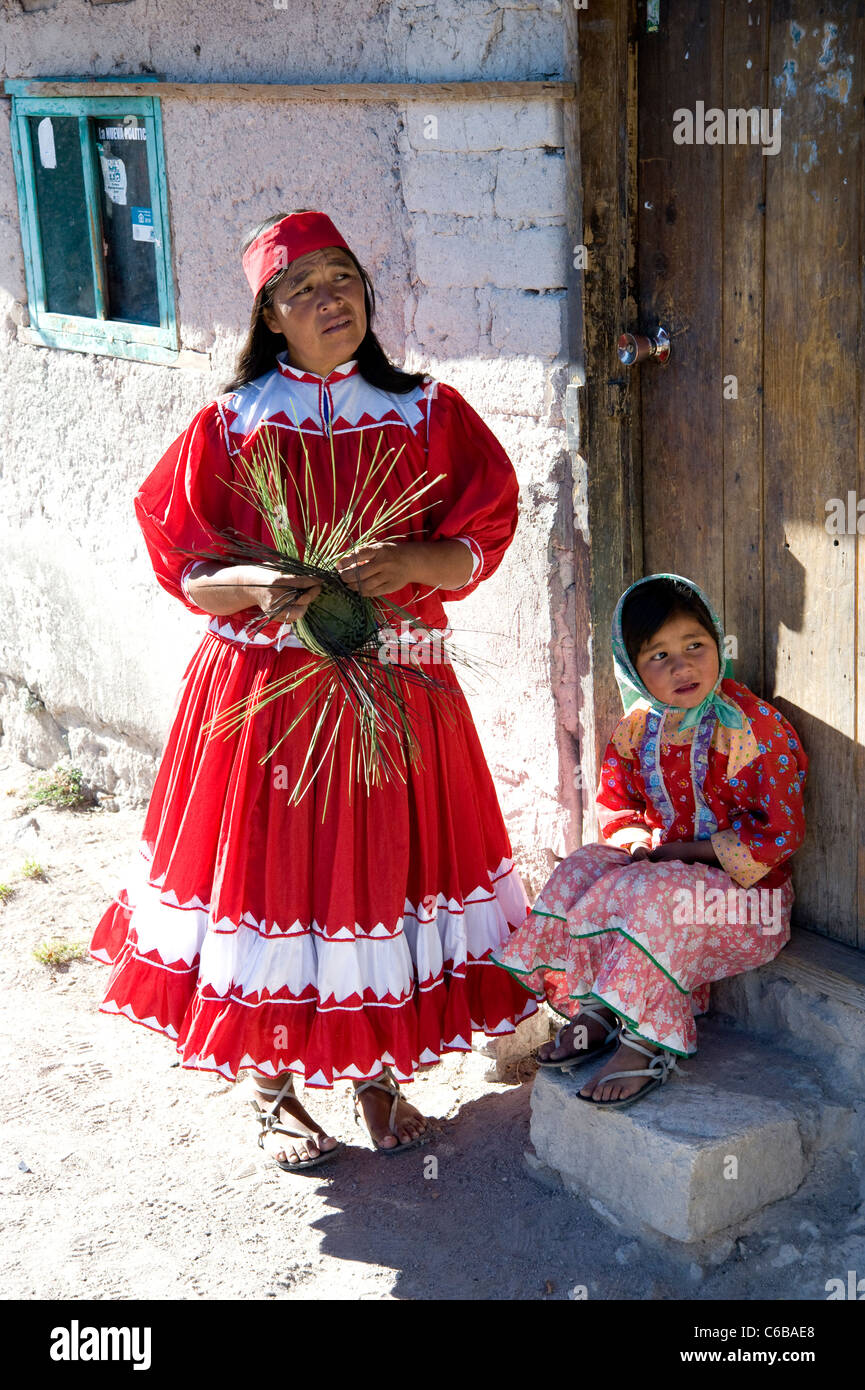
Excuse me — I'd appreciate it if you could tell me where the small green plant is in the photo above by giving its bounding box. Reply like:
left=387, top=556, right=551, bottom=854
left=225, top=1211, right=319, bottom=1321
left=0, top=883, right=14, bottom=905
left=26, top=763, right=91, bottom=810
left=32, top=937, right=87, bottom=966
left=22, top=858, right=46, bottom=881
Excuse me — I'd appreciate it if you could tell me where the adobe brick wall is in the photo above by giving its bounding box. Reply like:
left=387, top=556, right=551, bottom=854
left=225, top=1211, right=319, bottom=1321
left=0, top=1, right=578, bottom=897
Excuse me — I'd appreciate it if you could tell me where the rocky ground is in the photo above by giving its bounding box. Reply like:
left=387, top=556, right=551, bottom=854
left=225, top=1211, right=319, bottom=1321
left=1, top=754, right=863, bottom=1304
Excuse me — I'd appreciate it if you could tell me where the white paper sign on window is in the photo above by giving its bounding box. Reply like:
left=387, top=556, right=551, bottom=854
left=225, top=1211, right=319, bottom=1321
left=37, top=117, right=57, bottom=170
left=99, top=154, right=127, bottom=206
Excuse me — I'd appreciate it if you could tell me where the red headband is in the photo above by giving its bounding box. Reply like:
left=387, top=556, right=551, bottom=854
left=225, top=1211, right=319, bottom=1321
left=241, top=211, right=353, bottom=297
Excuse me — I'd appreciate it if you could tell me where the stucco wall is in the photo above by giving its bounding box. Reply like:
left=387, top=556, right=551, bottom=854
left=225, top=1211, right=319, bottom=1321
left=0, top=0, right=577, bottom=897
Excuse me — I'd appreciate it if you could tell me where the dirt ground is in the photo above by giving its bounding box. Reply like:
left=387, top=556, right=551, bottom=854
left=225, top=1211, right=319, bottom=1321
left=1, top=753, right=863, bottom=1304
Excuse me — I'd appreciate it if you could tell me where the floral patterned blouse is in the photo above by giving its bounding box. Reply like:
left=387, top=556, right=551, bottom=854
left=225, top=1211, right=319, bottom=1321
left=596, top=678, right=808, bottom=891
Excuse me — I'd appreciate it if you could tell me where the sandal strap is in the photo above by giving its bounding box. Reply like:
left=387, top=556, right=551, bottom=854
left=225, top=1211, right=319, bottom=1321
left=542, top=1008, right=621, bottom=1066
left=609, top=1033, right=684, bottom=1083
left=255, top=1115, right=324, bottom=1143
left=353, top=1065, right=400, bottom=1137
left=253, top=1074, right=296, bottom=1103
left=619, top=1029, right=662, bottom=1057
left=578, top=1004, right=621, bottom=1045
left=589, top=1060, right=666, bottom=1085
left=250, top=1073, right=327, bottom=1146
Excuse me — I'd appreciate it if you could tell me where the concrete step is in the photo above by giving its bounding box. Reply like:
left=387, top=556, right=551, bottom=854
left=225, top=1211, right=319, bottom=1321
left=529, top=1015, right=860, bottom=1243
left=712, top=927, right=865, bottom=1092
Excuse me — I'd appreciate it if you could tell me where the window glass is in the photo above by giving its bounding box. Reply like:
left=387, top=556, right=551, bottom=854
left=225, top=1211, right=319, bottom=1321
left=91, top=115, right=160, bottom=325
left=27, top=115, right=95, bottom=317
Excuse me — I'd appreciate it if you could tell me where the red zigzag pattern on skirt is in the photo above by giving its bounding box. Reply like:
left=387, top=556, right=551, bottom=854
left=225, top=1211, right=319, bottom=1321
left=91, top=848, right=539, bottom=1087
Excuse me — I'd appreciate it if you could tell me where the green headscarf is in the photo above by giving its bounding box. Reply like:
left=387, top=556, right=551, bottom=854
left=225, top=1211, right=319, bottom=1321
left=611, top=573, right=744, bottom=731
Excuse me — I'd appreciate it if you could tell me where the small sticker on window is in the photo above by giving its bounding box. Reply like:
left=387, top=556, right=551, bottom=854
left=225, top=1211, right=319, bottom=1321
left=130, top=207, right=156, bottom=242
left=99, top=154, right=127, bottom=206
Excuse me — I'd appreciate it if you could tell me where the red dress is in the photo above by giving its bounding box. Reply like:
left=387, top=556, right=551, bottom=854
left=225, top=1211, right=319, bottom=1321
left=90, top=354, right=537, bottom=1086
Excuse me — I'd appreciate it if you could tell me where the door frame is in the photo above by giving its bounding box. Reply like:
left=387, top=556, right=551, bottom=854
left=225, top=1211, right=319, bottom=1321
left=567, top=0, right=642, bottom=842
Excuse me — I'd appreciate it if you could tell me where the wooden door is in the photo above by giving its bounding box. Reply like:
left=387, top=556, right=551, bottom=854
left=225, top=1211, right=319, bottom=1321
left=633, top=1, right=864, bottom=946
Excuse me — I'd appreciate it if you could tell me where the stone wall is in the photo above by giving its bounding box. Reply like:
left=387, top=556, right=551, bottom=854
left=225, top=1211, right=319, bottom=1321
left=0, top=0, right=577, bottom=899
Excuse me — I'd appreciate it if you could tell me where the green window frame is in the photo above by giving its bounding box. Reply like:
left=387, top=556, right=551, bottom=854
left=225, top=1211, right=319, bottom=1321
left=7, top=79, right=178, bottom=364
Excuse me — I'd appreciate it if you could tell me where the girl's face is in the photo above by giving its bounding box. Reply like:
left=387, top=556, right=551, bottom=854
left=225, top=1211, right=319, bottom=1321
left=262, top=246, right=367, bottom=378
left=634, top=610, right=720, bottom=708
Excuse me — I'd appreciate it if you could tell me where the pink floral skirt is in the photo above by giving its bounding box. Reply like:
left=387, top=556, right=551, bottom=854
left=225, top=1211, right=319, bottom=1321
left=491, top=844, right=793, bottom=1055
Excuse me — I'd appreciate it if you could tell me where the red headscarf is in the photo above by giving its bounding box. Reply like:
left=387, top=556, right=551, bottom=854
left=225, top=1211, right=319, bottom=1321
left=241, top=211, right=352, bottom=297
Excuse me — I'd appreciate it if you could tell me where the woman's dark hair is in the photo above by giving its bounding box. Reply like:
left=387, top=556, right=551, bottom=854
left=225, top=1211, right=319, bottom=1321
left=621, top=578, right=719, bottom=668
left=221, top=209, right=427, bottom=395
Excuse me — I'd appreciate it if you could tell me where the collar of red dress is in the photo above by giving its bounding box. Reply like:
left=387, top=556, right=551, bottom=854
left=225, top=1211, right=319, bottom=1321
left=275, top=352, right=360, bottom=385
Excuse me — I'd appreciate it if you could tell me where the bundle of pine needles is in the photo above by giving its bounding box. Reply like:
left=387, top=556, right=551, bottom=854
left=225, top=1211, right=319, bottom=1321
left=173, top=410, right=492, bottom=815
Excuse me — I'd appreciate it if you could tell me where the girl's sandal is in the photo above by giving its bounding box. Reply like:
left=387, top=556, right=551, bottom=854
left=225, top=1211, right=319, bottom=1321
left=353, top=1066, right=429, bottom=1156
left=250, top=1074, right=342, bottom=1172
left=575, top=1029, right=685, bottom=1110
left=536, top=1004, right=622, bottom=1072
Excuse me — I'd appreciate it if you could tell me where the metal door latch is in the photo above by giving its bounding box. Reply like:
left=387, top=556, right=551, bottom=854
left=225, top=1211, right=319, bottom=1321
left=617, top=326, right=671, bottom=366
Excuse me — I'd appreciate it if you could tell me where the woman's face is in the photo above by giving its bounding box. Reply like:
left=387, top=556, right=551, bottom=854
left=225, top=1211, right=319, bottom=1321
left=634, top=610, right=720, bottom=708
left=262, top=246, right=367, bottom=378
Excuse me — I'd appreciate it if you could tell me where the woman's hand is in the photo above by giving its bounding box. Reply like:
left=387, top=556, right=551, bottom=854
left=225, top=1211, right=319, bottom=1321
left=187, top=562, right=321, bottom=621
left=335, top=543, right=415, bottom=599
left=336, top=538, right=474, bottom=597
left=242, top=566, right=322, bottom=623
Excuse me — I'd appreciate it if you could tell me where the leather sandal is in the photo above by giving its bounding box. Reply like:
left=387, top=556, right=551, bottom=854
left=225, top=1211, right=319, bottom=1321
left=250, top=1074, right=342, bottom=1172
left=353, top=1066, right=429, bottom=1155
left=536, top=1003, right=622, bottom=1071
left=575, top=1028, right=685, bottom=1109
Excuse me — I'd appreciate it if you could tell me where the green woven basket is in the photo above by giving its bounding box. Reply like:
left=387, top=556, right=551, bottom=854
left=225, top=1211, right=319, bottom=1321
left=296, top=583, right=379, bottom=658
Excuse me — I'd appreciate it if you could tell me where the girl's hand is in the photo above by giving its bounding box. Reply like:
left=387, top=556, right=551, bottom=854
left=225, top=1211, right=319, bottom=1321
left=648, top=842, right=694, bottom=863
left=336, top=542, right=414, bottom=598
left=647, top=840, right=721, bottom=867
left=630, top=845, right=652, bottom=862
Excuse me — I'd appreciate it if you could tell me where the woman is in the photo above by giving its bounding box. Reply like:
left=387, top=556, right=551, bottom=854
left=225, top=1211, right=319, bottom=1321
left=91, top=208, right=538, bottom=1167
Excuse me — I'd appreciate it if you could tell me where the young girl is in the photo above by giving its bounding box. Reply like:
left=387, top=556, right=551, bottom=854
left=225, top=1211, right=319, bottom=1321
left=492, top=573, right=808, bottom=1109
left=90, top=208, right=537, bottom=1167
